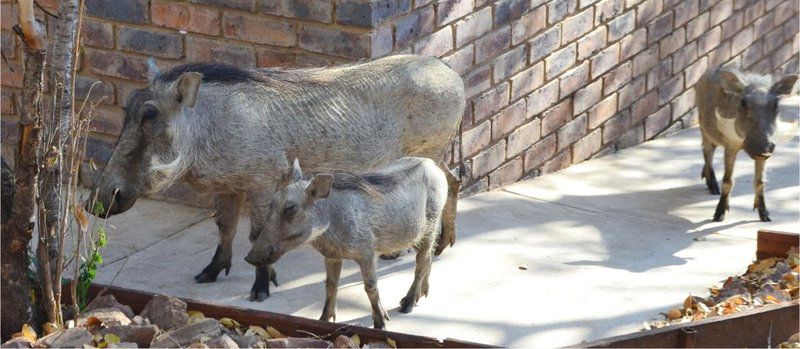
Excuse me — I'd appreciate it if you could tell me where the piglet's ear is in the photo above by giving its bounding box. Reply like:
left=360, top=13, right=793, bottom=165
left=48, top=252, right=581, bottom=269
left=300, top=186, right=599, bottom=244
left=719, top=69, right=745, bottom=96
left=306, top=174, right=333, bottom=202
left=770, top=75, right=798, bottom=96
left=175, top=72, right=203, bottom=108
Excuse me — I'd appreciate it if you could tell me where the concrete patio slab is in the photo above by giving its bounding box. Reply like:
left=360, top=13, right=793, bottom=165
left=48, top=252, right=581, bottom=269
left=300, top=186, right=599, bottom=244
left=93, top=100, right=799, bottom=348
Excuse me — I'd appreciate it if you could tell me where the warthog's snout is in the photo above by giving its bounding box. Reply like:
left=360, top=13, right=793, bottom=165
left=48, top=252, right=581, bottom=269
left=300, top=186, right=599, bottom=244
left=245, top=246, right=278, bottom=266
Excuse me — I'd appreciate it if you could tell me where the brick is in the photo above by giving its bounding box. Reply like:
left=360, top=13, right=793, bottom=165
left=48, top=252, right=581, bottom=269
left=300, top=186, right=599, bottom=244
left=473, top=83, right=510, bottom=122
left=86, top=0, right=147, bottom=23
left=1, top=91, right=15, bottom=116
left=557, top=113, right=587, bottom=150
left=784, top=16, right=798, bottom=42
left=636, top=0, right=662, bottom=25
left=744, top=0, right=765, bottom=24
left=615, top=124, right=644, bottom=150
left=462, top=120, right=491, bottom=156
left=698, top=26, right=721, bottom=54
left=671, top=88, right=694, bottom=119
left=511, top=5, right=546, bottom=45
left=741, top=39, right=763, bottom=68
left=371, top=27, right=394, bottom=58
left=573, top=80, right=603, bottom=114
left=442, top=45, right=474, bottom=74
left=395, top=6, right=435, bottom=47
left=526, top=79, right=559, bottom=117
left=262, top=0, right=333, bottom=23
left=709, top=0, right=733, bottom=26
left=81, top=19, right=113, bottom=48
left=602, top=61, right=631, bottom=95
left=753, top=13, right=774, bottom=37
left=559, top=61, right=589, bottom=98
left=646, top=57, right=671, bottom=90
left=187, top=36, right=256, bottom=66
left=647, top=12, right=673, bottom=43
left=541, top=98, right=573, bottom=135
left=764, top=0, right=781, bottom=11
left=632, top=45, right=659, bottom=77
left=508, top=118, right=541, bottom=157
left=414, top=26, right=453, bottom=57
left=588, top=93, right=617, bottom=128
left=492, top=99, right=527, bottom=139
left=577, top=26, right=607, bottom=61
left=706, top=41, right=730, bottom=68
left=631, top=90, right=658, bottom=124
left=488, top=157, right=523, bottom=189
left=523, top=135, right=557, bottom=171
left=84, top=49, right=148, bottom=81
left=549, top=0, right=577, bottom=23
left=731, top=27, right=753, bottom=55
left=769, top=43, right=793, bottom=69
left=494, top=0, right=531, bottom=26
left=471, top=140, right=506, bottom=177
left=436, top=0, right=473, bottom=26
left=546, top=43, right=576, bottom=79
left=475, top=26, right=511, bottom=63
left=618, top=76, right=645, bottom=108
left=644, top=105, right=671, bottom=138
left=620, top=28, right=646, bottom=60
left=658, top=74, right=682, bottom=105
left=256, top=48, right=295, bottom=67
left=659, top=27, right=684, bottom=59
left=493, top=46, right=528, bottom=82
left=300, top=26, right=370, bottom=59
left=720, top=12, right=743, bottom=40
left=686, top=12, right=709, bottom=41
left=763, top=27, right=783, bottom=54
left=591, top=43, right=619, bottom=79
left=607, top=10, right=635, bottom=42
left=510, top=62, right=544, bottom=100
left=455, top=7, right=492, bottom=47
left=528, top=26, right=561, bottom=63
left=573, top=128, right=602, bottom=162
left=151, top=0, right=220, bottom=36
left=672, top=41, right=697, bottom=72
left=595, top=0, right=624, bottom=24
left=223, top=12, right=295, bottom=47
left=464, top=65, right=491, bottom=98
left=191, top=0, right=256, bottom=11
left=602, top=109, right=630, bottom=143
left=562, top=7, right=594, bottom=43
left=117, top=27, right=183, bottom=59
left=75, top=76, right=114, bottom=105
left=90, top=107, right=124, bottom=136
left=674, top=0, right=699, bottom=27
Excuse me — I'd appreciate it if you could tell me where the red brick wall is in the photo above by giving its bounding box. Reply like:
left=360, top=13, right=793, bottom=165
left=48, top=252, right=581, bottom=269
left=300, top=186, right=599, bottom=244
left=1, top=0, right=798, bottom=202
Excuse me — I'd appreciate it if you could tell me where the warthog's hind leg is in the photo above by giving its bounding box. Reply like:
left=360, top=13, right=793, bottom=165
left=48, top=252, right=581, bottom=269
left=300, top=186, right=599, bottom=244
left=400, top=235, right=434, bottom=314
left=701, top=137, right=720, bottom=195
left=250, top=265, right=279, bottom=302
left=196, top=193, right=243, bottom=283
left=357, top=254, right=389, bottom=330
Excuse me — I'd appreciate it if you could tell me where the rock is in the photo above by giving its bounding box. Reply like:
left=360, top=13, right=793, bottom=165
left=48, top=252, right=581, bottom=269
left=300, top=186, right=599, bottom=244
left=108, top=342, right=139, bottom=348
left=131, top=316, right=150, bottom=326
left=34, top=328, right=92, bottom=348
left=228, top=334, right=264, bottom=348
left=87, top=295, right=135, bottom=320
left=205, top=334, right=239, bottom=348
left=99, top=325, right=158, bottom=348
left=77, top=308, right=132, bottom=328
left=188, top=343, right=209, bottom=349
left=139, top=294, right=189, bottom=331
left=1, top=338, right=32, bottom=348
left=264, top=338, right=332, bottom=348
left=150, top=318, right=222, bottom=348
left=333, top=335, right=359, bottom=348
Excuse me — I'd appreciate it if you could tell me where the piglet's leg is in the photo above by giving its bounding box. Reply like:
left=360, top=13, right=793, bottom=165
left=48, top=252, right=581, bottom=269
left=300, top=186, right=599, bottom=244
left=357, top=255, right=389, bottom=330
left=400, top=245, right=433, bottom=314
left=320, top=258, right=342, bottom=322
left=753, top=158, right=770, bottom=222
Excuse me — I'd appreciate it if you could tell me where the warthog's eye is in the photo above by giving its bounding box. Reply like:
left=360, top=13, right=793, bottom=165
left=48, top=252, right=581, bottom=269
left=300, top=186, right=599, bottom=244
left=142, top=108, right=158, bottom=121
left=283, top=203, right=297, bottom=218
left=740, top=99, right=747, bottom=109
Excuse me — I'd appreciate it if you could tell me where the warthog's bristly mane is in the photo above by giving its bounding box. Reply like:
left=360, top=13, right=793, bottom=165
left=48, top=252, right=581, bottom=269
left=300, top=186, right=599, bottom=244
left=156, top=63, right=265, bottom=84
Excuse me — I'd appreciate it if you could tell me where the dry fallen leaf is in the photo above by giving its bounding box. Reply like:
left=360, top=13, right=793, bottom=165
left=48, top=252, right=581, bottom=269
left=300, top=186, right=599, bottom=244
left=74, top=203, right=89, bottom=232
left=266, top=326, right=285, bottom=339
left=666, top=309, right=683, bottom=320
left=219, top=317, right=240, bottom=329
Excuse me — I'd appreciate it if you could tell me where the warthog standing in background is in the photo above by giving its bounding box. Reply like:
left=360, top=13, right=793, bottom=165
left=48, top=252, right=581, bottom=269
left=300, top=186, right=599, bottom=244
left=87, top=55, right=465, bottom=301
left=246, top=157, right=447, bottom=329
left=695, top=67, right=797, bottom=222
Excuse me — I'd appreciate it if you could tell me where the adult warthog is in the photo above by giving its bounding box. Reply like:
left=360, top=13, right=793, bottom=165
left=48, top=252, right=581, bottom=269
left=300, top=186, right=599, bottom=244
left=87, top=55, right=465, bottom=301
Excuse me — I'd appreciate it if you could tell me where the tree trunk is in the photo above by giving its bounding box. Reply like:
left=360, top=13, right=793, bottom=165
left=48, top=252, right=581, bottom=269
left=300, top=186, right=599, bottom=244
left=1, top=0, right=46, bottom=339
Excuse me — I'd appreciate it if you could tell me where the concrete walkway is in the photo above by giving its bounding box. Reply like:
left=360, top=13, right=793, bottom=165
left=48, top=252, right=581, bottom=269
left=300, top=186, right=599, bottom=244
left=93, top=101, right=799, bottom=348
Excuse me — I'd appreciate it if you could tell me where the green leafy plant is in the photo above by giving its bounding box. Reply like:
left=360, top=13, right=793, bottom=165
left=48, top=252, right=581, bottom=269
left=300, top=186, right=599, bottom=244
left=76, top=203, right=108, bottom=310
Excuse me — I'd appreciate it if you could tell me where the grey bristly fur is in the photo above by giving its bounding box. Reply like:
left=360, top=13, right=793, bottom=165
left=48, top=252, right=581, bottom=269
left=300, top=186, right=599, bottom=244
left=86, top=54, right=465, bottom=301
left=245, top=157, right=448, bottom=330
left=695, top=66, right=797, bottom=222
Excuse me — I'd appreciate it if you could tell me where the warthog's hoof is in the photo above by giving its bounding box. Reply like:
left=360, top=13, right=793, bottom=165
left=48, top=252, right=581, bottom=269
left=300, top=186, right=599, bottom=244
left=399, top=296, right=415, bottom=314
left=249, top=265, right=279, bottom=302
left=758, top=209, right=771, bottom=222
left=194, top=263, right=230, bottom=284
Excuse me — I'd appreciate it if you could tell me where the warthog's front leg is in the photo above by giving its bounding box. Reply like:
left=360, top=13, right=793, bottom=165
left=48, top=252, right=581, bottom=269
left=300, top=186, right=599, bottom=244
left=713, top=148, right=738, bottom=221
left=753, top=158, right=770, bottom=222
left=357, top=255, right=389, bottom=330
left=250, top=265, right=279, bottom=302
left=196, top=193, right=243, bottom=283
left=701, top=136, right=720, bottom=195
left=320, top=258, right=342, bottom=322
left=435, top=164, right=460, bottom=256
left=400, top=237, right=433, bottom=314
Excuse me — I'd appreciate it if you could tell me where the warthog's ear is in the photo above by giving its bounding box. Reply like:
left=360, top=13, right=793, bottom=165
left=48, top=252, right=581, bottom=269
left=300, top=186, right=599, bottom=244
left=175, top=72, right=203, bottom=108
left=770, top=75, right=798, bottom=96
left=292, top=158, right=303, bottom=182
left=147, top=57, right=160, bottom=83
left=306, top=174, right=333, bottom=202
left=719, top=69, right=745, bottom=96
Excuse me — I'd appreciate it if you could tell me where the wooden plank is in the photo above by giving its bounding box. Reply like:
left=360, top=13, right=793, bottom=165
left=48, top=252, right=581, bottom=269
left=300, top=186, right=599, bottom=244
left=82, top=284, right=494, bottom=348
left=578, top=300, right=799, bottom=348
left=756, top=230, right=799, bottom=260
